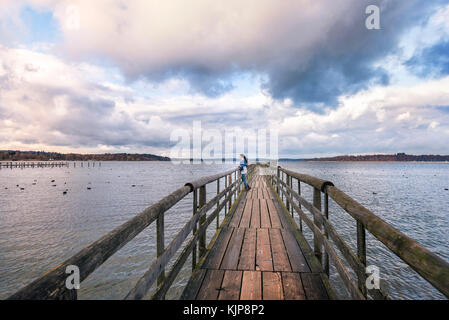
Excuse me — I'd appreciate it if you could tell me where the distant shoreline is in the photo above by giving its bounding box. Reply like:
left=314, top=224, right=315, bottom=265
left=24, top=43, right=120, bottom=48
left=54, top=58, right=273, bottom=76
left=281, top=153, right=449, bottom=162
left=303, top=160, right=449, bottom=163
left=0, top=150, right=170, bottom=162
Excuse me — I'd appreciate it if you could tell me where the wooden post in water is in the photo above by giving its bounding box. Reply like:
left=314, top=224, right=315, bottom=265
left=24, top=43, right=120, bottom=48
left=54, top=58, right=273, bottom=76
left=199, top=185, right=206, bottom=258
left=157, top=212, right=165, bottom=289
left=192, top=189, right=197, bottom=270
left=357, top=221, right=367, bottom=297
left=313, top=187, right=322, bottom=263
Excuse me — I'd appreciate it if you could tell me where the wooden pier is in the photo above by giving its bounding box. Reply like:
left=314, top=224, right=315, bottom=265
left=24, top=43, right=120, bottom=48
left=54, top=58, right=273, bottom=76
left=0, top=161, right=100, bottom=169
left=6, top=164, right=449, bottom=300
left=0, top=161, right=69, bottom=169
left=181, top=175, right=330, bottom=300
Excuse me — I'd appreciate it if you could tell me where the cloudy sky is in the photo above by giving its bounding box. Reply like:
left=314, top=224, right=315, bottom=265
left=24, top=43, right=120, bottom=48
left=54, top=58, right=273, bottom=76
left=1, top=0, right=449, bottom=158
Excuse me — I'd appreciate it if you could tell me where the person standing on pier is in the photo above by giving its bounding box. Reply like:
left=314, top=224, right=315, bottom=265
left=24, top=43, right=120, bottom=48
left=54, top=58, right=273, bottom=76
left=239, top=154, right=251, bottom=191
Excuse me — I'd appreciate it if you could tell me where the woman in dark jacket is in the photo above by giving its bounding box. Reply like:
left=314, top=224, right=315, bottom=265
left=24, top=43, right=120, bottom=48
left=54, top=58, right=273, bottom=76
left=239, top=154, right=251, bottom=191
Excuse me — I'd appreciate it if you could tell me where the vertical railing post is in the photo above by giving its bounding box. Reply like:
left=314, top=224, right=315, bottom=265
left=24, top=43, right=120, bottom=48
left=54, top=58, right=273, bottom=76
left=216, top=178, right=220, bottom=229
left=286, top=174, right=290, bottom=212
left=323, top=192, right=330, bottom=276
left=313, top=187, right=322, bottom=263
left=192, top=189, right=197, bottom=270
left=357, top=221, right=367, bottom=297
left=276, top=166, right=280, bottom=194
left=224, top=176, right=228, bottom=215
left=234, top=171, right=237, bottom=200
left=298, top=179, right=302, bottom=232
left=156, top=212, right=165, bottom=289
left=290, top=176, right=293, bottom=216
left=281, top=172, right=284, bottom=203
left=228, top=174, right=232, bottom=211
left=199, top=185, right=207, bottom=258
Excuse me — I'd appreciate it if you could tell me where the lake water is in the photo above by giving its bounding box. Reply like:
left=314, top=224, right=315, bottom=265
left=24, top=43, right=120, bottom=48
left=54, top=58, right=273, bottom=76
left=0, top=161, right=448, bottom=300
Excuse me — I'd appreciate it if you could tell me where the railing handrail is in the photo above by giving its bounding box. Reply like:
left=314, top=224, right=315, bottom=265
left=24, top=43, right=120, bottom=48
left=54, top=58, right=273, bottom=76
left=7, top=166, right=241, bottom=300
left=185, top=168, right=239, bottom=191
left=279, top=167, right=334, bottom=191
left=277, top=166, right=449, bottom=298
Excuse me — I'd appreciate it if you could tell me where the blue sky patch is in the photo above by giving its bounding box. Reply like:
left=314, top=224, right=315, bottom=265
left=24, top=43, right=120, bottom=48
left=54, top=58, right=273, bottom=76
left=19, top=6, right=60, bottom=44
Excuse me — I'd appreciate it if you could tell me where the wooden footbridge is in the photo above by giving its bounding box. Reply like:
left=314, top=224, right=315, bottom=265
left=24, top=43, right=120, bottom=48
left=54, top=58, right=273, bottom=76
left=7, top=164, right=449, bottom=300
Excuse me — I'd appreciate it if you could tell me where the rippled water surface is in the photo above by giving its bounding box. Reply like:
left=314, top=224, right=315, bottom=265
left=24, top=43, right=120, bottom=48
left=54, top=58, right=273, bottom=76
left=0, top=161, right=448, bottom=299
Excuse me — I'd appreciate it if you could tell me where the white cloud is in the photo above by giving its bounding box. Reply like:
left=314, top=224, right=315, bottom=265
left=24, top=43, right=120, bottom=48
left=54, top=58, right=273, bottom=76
left=1, top=1, right=449, bottom=157
left=274, top=76, right=449, bottom=156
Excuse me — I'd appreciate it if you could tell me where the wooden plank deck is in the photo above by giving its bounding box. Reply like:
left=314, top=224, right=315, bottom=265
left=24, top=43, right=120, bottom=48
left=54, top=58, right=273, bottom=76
left=182, top=174, right=331, bottom=300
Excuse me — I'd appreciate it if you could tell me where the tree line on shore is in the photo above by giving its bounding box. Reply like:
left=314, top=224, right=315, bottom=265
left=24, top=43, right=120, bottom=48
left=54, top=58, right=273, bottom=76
left=310, top=153, right=449, bottom=162
left=0, top=150, right=170, bottom=162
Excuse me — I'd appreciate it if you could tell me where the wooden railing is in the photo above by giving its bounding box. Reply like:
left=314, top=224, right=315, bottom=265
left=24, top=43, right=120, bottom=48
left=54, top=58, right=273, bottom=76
left=271, top=166, right=449, bottom=300
left=7, top=164, right=256, bottom=300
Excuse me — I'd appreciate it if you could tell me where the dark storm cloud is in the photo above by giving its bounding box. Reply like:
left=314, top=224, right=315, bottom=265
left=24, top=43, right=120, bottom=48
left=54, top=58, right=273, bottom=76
left=258, top=0, right=445, bottom=106
left=129, top=1, right=445, bottom=107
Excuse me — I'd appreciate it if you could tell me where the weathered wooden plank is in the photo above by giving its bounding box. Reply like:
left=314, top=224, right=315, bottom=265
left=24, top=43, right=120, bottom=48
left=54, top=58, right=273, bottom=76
left=262, top=188, right=270, bottom=200
left=180, top=269, right=207, bottom=300
left=196, top=269, right=225, bottom=300
left=280, top=229, right=310, bottom=272
left=218, top=271, right=243, bottom=300
left=266, top=199, right=282, bottom=229
left=240, top=271, right=262, bottom=300
left=239, top=198, right=253, bottom=228
left=262, top=272, right=284, bottom=300
left=203, top=227, right=234, bottom=269
left=238, top=228, right=257, bottom=270
left=229, top=199, right=245, bottom=227
left=269, top=228, right=291, bottom=272
left=301, top=273, right=329, bottom=300
left=260, top=200, right=271, bottom=228
left=250, top=199, right=261, bottom=228
left=282, top=272, right=306, bottom=300
left=221, top=228, right=245, bottom=270
left=256, top=228, right=273, bottom=271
